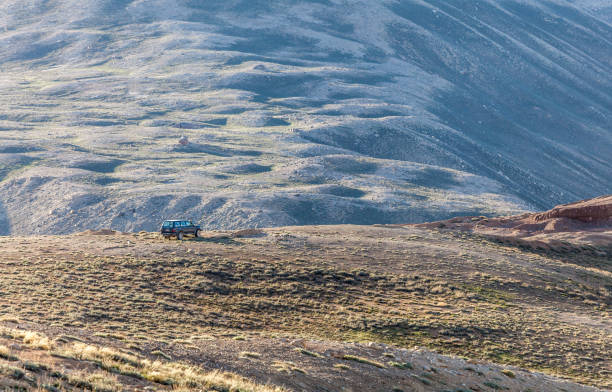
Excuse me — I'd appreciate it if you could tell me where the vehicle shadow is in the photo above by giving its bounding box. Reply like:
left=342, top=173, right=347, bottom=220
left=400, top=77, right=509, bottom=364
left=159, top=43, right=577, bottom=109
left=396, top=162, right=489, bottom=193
left=187, top=236, right=242, bottom=245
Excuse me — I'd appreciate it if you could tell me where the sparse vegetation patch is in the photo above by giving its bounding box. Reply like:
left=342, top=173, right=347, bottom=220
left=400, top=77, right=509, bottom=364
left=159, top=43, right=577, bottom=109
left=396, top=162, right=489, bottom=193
left=0, top=226, right=608, bottom=390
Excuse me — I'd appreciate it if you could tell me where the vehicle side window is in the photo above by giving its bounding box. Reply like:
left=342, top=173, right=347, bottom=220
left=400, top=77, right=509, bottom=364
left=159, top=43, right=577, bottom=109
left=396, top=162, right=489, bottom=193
left=173, top=222, right=179, bottom=228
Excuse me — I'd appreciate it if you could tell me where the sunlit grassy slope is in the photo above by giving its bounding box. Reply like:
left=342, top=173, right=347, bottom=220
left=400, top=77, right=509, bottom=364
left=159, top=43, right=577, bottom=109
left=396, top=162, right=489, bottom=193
left=0, top=227, right=609, bottom=389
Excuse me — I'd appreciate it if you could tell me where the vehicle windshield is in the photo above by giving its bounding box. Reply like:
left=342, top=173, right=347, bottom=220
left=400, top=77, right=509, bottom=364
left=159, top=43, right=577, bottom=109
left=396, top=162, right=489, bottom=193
left=162, top=221, right=173, bottom=228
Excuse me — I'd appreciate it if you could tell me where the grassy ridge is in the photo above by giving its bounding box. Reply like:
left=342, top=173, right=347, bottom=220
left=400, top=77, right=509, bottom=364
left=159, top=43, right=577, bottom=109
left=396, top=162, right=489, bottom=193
left=0, top=227, right=609, bottom=388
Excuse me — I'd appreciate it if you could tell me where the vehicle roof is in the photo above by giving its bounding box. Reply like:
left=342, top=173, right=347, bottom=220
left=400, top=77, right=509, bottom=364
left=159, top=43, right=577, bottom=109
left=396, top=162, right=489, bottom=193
left=163, top=219, right=191, bottom=222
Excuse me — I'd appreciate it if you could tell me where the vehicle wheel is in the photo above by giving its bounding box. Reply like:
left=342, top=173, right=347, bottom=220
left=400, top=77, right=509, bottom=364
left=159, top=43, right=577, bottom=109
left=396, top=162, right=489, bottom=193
left=177, top=232, right=184, bottom=241
left=195, top=229, right=202, bottom=238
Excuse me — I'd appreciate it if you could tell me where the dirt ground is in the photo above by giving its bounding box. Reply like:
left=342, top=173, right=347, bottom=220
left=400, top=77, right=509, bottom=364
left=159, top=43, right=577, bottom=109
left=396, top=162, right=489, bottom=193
left=0, top=225, right=610, bottom=391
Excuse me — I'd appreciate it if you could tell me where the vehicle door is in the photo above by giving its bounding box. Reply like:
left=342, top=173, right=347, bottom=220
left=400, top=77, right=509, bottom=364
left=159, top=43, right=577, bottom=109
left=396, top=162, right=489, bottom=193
left=187, top=221, right=195, bottom=234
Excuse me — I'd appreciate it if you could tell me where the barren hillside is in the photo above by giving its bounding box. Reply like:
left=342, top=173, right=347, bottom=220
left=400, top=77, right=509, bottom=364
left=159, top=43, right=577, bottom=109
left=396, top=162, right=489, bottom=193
left=1, top=0, right=611, bottom=234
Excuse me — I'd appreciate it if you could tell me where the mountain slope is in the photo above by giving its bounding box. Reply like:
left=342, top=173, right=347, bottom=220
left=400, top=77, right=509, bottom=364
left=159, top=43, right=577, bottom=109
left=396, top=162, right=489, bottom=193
left=0, top=0, right=610, bottom=234
left=570, top=0, right=612, bottom=22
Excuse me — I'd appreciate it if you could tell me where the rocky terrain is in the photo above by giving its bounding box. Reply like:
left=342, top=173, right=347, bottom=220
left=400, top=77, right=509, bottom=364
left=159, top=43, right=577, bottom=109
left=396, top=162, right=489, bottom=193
left=1, top=0, right=611, bottom=234
left=416, top=194, right=612, bottom=251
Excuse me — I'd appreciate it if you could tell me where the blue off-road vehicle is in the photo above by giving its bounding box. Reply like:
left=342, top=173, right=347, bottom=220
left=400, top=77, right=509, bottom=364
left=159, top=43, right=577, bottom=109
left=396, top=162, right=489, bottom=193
left=160, top=220, right=202, bottom=240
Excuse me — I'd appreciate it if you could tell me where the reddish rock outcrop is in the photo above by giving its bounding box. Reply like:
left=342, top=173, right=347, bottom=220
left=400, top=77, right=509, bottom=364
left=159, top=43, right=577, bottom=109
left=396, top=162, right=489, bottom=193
left=534, top=195, right=612, bottom=223
left=413, top=195, right=612, bottom=250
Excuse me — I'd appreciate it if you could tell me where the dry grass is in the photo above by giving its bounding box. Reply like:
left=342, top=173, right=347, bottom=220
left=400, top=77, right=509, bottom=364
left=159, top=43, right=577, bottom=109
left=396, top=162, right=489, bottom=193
left=55, top=342, right=284, bottom=391
left=333, top=363, right=350, bottom=370
left=0, top=226, right=609, bottom=389
left=294, top=348, right=323, bottom=358
left=0, top=345, right=17, bottom=361
left=66, top=370, right=121, bottom=392
left=0, top=327, right=286, bottom=392
left=239, top=351, right=262, bottom=359
left=342, top=355, right=386, bottom=369
left=271, top=361, right=306, bottom=374
left=0, top=327, right=54, bottom=350
left=389, top=361, right=413, bottom=370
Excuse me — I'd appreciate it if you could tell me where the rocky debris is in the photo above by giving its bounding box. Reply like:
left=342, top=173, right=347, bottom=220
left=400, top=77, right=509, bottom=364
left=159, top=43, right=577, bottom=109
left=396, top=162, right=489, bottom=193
left=413, top=195, right=612, bottom=250
left=178, top=136, right=190, bottom=146
left=534, top=195, right=612, bottom=223
left=231, top=228, right=266, bottom=238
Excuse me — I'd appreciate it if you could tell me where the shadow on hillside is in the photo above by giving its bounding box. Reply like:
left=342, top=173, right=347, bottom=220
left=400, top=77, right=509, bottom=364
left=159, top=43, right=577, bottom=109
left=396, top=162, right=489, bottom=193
left=388, top=0, right=612, bottom=209
left=0, top=200, right=10, bottom=235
